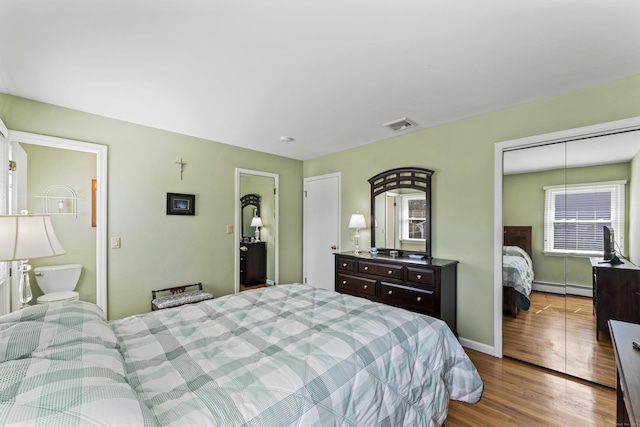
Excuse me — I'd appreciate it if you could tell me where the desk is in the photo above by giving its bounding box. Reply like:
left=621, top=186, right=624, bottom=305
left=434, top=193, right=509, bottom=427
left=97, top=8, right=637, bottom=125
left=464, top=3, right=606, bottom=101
left=609, top=320, right=640, bottom=427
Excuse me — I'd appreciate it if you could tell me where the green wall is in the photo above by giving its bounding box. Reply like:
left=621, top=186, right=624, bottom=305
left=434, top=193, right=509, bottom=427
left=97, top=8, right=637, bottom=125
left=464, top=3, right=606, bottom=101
left=0, top=93, right=304, bottom=320
left=504, top=162, right=631, bottom=288
left=304, top=74, right=640, bottom=346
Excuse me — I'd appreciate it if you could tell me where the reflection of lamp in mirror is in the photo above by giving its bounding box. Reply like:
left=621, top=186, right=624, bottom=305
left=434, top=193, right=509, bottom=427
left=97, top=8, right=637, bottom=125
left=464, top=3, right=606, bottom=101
left=250, top=216, right=263, bottom=241
left=0, top=212, right=66, bottom=309
left=348, top=213, right=366, bottom=254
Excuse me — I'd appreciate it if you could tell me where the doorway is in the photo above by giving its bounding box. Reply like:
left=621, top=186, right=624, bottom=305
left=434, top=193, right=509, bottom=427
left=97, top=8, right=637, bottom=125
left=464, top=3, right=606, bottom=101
left=494, top=116, right=640, bottom=387
left=7, top=131, right=108, bottom=314
left=235, top=168, right=278, bottom=293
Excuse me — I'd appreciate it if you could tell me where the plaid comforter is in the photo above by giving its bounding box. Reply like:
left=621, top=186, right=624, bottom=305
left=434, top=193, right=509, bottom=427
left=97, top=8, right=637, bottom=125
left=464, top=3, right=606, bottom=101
left=0, top=302, right=156, bottom=426
left=112, top=285, right=483, bottom=426
left=503, top=246, right=534, bottom=310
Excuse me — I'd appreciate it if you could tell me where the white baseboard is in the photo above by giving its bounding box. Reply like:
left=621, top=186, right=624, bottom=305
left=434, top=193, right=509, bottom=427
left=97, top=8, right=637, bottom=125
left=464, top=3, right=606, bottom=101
left=531, top=282, right=592, bottom=297
left=459, top=337, right=495, bottom=357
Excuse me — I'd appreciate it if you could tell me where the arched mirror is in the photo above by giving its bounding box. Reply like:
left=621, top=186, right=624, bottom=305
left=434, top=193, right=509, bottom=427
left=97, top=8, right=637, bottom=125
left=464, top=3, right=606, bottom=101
left=240, top=194, right=260, bottom=242
left=369, top=167, right=433, bottom=258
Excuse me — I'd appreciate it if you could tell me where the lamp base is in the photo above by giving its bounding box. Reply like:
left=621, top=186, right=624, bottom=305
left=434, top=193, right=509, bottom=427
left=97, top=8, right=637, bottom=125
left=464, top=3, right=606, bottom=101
left=18, top=260, right=33, bottom=309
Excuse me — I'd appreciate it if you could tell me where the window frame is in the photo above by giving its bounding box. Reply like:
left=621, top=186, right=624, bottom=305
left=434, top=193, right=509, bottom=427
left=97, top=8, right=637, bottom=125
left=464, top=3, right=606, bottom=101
left=543, top=180, right=626, bottom=257
left=400, top=193, right=427, bottom=243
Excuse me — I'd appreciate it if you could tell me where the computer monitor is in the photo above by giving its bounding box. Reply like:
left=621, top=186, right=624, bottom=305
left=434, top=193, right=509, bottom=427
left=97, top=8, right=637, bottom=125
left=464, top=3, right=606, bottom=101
left=603, top=226, right=614, bottom=261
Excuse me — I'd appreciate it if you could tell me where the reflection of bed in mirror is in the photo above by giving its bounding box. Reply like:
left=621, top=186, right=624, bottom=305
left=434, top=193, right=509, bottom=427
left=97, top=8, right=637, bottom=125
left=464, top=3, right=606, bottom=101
left=502, top=226, right=534, bottom=318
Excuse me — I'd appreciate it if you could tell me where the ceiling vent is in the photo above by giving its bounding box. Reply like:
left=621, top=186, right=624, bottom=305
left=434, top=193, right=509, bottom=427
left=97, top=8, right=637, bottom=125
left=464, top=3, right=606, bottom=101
left=382, top=117, right=415, bottom=131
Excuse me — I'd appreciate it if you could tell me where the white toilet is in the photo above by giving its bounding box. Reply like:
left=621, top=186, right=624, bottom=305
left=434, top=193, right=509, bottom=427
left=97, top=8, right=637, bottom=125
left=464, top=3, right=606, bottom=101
left=34, top=264, right=82, bottom=304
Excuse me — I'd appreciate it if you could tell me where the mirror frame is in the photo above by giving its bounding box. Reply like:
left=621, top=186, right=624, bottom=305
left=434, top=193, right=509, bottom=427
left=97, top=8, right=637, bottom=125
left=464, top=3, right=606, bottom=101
left=240, top=193, right=260, bottom=240
left=369, top=167, right=433, bottom=258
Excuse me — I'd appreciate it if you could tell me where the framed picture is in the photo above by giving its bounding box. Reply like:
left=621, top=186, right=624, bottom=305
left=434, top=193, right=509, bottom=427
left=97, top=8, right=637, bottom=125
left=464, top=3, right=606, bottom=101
left=167, top=193, right=195, bottom=215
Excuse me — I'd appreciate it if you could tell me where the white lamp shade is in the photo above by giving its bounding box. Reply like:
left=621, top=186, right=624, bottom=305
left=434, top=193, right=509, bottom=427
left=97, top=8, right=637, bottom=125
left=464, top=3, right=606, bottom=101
left=250, top=216, right=263, bottom=227
left=0, top=215, right=66, bottom=261
left=348, top=213, right=366, bottom=229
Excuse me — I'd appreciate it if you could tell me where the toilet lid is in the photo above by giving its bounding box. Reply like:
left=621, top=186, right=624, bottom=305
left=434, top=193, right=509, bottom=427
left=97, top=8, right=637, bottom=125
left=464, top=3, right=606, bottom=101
left=37, top=291, right=79, bottom=303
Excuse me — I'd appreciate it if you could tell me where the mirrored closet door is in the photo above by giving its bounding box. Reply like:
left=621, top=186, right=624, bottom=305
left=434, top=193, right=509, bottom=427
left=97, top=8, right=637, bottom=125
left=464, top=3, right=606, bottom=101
left=502, top=129, right=640, bottom=388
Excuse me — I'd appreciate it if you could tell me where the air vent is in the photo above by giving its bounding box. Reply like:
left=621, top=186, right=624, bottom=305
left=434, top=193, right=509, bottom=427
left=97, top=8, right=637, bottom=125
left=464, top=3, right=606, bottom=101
left=382, top=117, right=415, bottom=131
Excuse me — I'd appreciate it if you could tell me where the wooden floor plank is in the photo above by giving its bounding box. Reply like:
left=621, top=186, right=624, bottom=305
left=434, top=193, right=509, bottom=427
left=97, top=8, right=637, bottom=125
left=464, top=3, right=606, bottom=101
left=445, top=349, right=616, bottom=426
left=502, top=291, right=615, bottom=388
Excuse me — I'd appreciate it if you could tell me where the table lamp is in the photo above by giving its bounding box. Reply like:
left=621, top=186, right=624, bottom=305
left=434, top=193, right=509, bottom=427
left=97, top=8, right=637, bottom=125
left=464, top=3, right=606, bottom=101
left=0, top=213, right=66, bottom=308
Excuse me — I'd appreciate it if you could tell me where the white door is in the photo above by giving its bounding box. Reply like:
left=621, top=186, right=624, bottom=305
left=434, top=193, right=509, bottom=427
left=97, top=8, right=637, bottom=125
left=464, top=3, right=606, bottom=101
left=10, top=142, right=28, bottom=311
left=303, top=173, right=340, bottom=291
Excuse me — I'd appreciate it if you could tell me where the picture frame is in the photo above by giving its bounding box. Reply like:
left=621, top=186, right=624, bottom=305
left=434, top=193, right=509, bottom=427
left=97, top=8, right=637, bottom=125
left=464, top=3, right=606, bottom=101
left=166, top=193, right=195, bottom=215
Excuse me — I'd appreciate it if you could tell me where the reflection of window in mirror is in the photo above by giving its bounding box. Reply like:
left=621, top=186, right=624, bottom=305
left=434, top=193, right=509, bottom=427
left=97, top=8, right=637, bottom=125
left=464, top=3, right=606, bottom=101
left=401, top=194, right=427, bottom=242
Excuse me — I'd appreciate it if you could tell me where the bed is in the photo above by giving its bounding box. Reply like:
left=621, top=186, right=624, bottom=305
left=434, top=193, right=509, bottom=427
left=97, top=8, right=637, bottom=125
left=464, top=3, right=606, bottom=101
left=503, top=226, right=534, bottom=318
left=0, top=284, right=483, bottom=427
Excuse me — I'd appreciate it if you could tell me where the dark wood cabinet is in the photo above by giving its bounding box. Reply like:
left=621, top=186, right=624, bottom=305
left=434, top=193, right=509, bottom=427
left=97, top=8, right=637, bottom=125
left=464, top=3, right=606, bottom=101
left=335, top=252, right=458, bottom=334
left=608, top=320, right=640, bottom=427
left=240, top=241, right=266, bottom=286
left=591, top=257, right=640, bottom=339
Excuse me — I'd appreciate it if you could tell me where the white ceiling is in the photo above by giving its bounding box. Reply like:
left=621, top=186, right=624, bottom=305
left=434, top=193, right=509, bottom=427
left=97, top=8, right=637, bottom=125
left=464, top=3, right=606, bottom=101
left=1, top=0, right=639, bottom=161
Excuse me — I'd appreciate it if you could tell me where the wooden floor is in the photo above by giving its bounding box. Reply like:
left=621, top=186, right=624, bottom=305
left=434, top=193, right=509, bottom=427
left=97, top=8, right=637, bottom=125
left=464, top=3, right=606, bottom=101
left=239, top=283, right=269, bottom=292
left=446, top=349, right=616, bottom=426
left=503, top=291, right=615, bottom=388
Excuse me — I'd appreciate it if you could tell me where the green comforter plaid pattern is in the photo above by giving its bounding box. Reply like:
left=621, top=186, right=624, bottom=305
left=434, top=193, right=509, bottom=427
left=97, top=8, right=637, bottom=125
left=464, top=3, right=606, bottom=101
left=112, top=284, right=483, bottom=426
left=0, top=302, right=156, bottom=426
left=503, top=246, right=534, bottom=310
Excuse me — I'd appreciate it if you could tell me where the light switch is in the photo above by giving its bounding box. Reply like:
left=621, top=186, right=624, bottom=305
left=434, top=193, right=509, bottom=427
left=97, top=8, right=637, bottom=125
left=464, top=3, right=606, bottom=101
left=226, top=224, right=233, bottom=234
left=111, top=237, right=121, bottom=249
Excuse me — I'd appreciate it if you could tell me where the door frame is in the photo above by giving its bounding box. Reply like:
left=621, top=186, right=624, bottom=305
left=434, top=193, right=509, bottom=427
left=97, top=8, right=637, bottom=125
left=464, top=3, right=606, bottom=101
left=493, top=116, right=640, bottom=357
left=8, top=130, right=108, bottom=314
left=235, top=168, right=279, bottom=293
left=303, top=172, right=341, bottom=287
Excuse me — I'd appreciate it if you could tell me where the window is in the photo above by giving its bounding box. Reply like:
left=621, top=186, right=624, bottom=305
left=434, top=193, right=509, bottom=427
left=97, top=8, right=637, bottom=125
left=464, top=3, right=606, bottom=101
left=400, top=194, right=426, bottom=242
left=543, top=181, right=625, bottom=256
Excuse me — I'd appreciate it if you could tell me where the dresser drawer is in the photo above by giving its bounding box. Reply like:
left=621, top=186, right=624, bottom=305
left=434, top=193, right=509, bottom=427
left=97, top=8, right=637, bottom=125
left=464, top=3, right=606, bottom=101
left=359, top=261, right=404, bottom=280
left=336, top=274, right=376, bottom=297
left=336, top=257, right=356, bottom=272
left=380, top=283, right=435, bottom=314
left=407, top=267, right=435, bottom=286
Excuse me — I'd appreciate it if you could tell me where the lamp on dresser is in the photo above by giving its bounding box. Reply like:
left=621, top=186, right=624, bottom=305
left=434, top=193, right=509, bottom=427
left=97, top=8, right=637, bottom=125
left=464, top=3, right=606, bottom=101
left=0, top=212, right=66, bottom=308
left=250, top=216, right=263, bottom=241
left=348, top=213, right=366, bottom=254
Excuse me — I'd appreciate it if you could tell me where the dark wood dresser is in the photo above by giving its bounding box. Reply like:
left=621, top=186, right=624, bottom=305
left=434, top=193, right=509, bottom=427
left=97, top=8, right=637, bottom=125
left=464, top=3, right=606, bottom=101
left=609, top=320, right=640, bottom=427
left=334, top=252, right=458, bottom=334
left=590, top=257, right=640, bottom=339
left=240, top=241, right=266, bottom=286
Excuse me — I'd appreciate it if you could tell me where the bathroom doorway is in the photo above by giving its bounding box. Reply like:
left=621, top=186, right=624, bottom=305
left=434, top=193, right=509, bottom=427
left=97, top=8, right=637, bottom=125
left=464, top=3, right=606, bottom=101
left=7, top=131, right=107, bottom=313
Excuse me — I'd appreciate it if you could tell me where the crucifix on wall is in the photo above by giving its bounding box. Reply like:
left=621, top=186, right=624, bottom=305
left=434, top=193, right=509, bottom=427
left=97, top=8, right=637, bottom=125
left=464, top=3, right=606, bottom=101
left=175, top=157, right=187, bottom=180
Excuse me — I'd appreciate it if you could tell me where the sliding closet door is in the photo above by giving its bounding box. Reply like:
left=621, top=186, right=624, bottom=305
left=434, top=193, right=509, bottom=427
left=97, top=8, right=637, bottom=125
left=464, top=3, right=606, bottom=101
left=502, top=143, right=567, bottom=375
left=563, top=140, right=620, bottom=388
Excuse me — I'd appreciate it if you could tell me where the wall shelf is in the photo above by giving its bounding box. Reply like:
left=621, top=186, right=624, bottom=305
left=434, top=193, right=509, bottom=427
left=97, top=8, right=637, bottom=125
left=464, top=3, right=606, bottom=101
left=35, top=185, right=79, bottom=217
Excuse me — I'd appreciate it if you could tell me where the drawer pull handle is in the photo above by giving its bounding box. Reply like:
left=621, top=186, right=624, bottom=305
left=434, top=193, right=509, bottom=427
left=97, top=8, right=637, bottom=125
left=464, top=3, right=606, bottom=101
left=417, top=274, right=422, bottom=279
left=363, top=285, right=368, bottom=289
left=342, top=280, right=347, bottom=285
left=388, top=290, right=393, bottom=295
left=342, top=263, right=347, bottom=267
left=388, top=270, right=393, bottom=275
left=416, top=296, right=422, bottom=302
left=364, top=266, right=369, bottom=270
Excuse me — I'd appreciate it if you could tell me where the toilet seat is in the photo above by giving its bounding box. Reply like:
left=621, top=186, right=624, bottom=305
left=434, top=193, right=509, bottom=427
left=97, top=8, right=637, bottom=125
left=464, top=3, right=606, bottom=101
left=37, top=291, right=80, bottom=304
